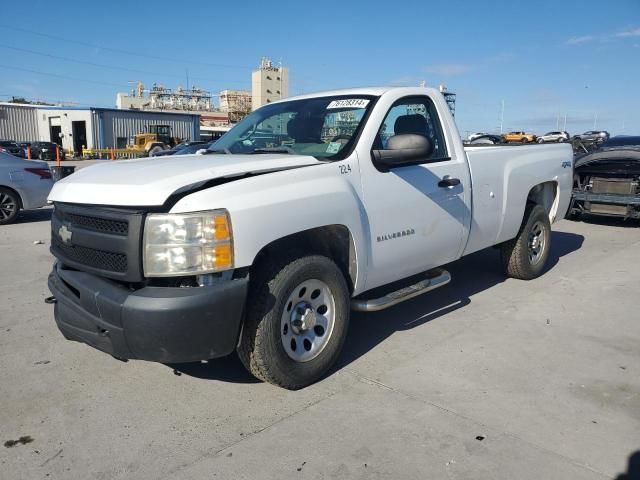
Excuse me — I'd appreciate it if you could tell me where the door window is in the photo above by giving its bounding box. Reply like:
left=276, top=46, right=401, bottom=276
left=376, top=96, right=448, bottom=160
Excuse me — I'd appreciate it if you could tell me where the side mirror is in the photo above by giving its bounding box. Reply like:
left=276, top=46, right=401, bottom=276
left=372, top=134, right=434, bottom=170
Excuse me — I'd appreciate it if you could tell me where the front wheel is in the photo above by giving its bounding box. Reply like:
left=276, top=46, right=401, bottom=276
left=148, top=145, right=164, bottom=156
left=0, top=187, right=20, bottom=225
left=537, top=138, right=544, bottom=144
left=500, top=204, right=551, bottom=280
left=238, top=254, right=350, bottom=389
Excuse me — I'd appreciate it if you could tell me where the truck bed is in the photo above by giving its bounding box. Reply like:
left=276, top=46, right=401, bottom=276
left=462, top=143, right=573, bottom=255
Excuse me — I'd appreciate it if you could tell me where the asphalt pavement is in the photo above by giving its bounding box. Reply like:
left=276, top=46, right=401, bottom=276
left=0, top=208, right=638, bottom=479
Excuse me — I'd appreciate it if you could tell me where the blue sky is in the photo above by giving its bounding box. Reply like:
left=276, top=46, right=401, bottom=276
left=1, top=0, right=638, bottom=136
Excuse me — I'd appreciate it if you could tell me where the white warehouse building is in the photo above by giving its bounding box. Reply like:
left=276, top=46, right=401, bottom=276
left=0, top=103, right=200, bottom=155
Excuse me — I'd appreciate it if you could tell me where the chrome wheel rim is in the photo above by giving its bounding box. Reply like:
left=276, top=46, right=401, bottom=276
left=528, top=220, right=546, bottom=265
left=0, top=193, right=16, bottom=221
left=281, top=279, right=336, bottom=362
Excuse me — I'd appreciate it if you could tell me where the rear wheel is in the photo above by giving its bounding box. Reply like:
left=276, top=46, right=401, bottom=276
left=500, top=204, right=551, bottom=280
left=238, top=254, right=350, bottom=389
left=521, top=137, right=529, bottom=144
left=0, top=187, right=20, bottom=225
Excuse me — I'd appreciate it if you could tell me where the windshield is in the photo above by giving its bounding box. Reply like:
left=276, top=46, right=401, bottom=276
left=209, top=95, right=376, bottom=160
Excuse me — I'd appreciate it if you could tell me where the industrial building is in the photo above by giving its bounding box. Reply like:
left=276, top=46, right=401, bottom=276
left=251, top=57, right=289, bottom=110
left=116, top=82, right=213, bottom=112
left=0, top=102, right=199, bottom=155
left=219, top=90, right=252, bottom=123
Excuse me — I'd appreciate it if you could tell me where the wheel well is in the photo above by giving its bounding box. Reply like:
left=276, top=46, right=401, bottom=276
left=0, top=185, right=23, bottom=208
left=252, top=225, right=357, bottom=293
left=527, top=181, right=559, bottom=221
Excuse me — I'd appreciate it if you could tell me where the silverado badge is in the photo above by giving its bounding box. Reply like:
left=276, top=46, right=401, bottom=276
left=58, top=225, right=73, bottom=244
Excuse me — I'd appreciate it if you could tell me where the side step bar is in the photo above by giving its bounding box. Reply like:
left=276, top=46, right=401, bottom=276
left=351, top=268, right=451, bottom=312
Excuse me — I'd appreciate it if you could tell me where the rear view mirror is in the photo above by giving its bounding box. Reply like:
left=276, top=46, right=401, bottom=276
left=372, top=134, right=434, bottom=170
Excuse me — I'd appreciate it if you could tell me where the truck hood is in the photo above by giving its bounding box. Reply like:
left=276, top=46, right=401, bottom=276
left=48, top=153, right=323, bottom=206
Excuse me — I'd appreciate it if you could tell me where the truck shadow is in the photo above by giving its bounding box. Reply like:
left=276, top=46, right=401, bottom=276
left=167, top=353, right=260, bottom=384
left=570, top=214, right=639, bottom=228
left=14, top=207, right=52, bottom=224
left=169, top=231, right=584, bottom=385
left=333, top=230, right=584, bottom=372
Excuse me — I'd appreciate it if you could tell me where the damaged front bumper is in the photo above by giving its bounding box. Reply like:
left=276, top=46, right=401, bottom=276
left=48, top=262, right=248, bottom=363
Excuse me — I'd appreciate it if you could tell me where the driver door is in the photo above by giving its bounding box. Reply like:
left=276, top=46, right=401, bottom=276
left=359, top=95, right=471, bottom=290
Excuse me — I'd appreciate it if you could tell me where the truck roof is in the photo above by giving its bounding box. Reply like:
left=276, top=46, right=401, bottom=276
left=277, top=86, right=441, bottom=104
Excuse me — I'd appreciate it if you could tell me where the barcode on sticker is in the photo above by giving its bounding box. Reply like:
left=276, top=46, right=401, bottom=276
left=326, top=99, right=370, bottom=109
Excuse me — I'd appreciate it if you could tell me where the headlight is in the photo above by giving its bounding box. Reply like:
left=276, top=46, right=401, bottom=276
left=143, top=210, right=233, bottom=277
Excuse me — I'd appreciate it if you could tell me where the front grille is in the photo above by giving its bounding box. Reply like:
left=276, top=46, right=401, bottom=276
left=51, top=203, right=145, bottom=282
left=64, top=212, right=128, bottom=236
left=52, top=236, right=127, bottom=272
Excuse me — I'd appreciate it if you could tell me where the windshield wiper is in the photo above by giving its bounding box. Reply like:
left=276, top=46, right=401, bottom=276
left=252, top=146, right=296, bottom=155
left=204, top=148, right=232, bottom=154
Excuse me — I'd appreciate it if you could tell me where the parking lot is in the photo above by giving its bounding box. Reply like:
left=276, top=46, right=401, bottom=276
left=0, top=207, right=637, bottom=479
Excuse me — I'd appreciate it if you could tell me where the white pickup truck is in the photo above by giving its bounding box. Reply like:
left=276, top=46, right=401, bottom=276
left=47, top=87, right=573, bottom=389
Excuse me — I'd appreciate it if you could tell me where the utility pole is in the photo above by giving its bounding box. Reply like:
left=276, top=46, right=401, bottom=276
left=556, top=113, right=559, bottom=130
left=563, top=113, right=567, bottom=131
left=500, top=99, right=504, bottom=134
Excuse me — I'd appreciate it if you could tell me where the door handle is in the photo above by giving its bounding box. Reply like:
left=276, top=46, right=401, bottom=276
left=438, top=176, right=461, bottom=188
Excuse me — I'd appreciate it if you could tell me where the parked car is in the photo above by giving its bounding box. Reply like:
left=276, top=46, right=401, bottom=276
left=151, top=141, right=209, bottom=157
left=16, top=142, right=31, bottom=157
left=503, top=131, right=537, bottom=143
left=537, top=131, right=570, bottom=143
left=573, top=130, right=610, bottom=143
left=568, top=136, right=640, bottom=220
left=30, top=141, right=66, bottom=160
left=0, top=151, right=53, bottom=224
left=468, top=132, right=488, bottom=141
left=466, top=134, right=504, bottom=145
left=0, top=141, right=26, bottom=158
left=46, top=86, right=572, bottom=389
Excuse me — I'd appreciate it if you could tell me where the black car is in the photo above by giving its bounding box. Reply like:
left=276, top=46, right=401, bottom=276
left=464, top=134, right=504, bottom=145
left=0, top=140, right=26, bottom=158
left=151, top=141, right=209, bottom=157
left=30, top=141, right=65, bottom=160
left=568, top=136, right=640, bottom=220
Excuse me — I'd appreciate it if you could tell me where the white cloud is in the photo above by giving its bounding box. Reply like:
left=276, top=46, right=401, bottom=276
left=566, top=35, right=596, bottom=45
left=616, top=27, right=640, bottom=38
left=566, top=26, right=640, bottom=45
left=423, top=64, right=472, bottom=76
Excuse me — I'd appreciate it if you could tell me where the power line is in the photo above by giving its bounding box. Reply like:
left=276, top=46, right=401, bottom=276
left=0, top=24, right=254, bottom=70
left=0, top=64, right=127, bottom=88
left=0, top=44, right=247, bottom=89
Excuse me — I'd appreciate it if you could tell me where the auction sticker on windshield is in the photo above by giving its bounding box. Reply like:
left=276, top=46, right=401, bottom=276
left=327, top=99, right=370, bottom=109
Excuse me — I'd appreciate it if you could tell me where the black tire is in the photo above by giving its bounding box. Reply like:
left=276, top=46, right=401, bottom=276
left=238, top=254, right=350, bottom=389
left=537, top=138, right=544, bottom=144
left=148, top=145, right=164, bottom=156
left=521, top=137, right=529, bottom=144
left=0, top=187, right=21, bottom=225
left=500, top=204, right=551, bottom=280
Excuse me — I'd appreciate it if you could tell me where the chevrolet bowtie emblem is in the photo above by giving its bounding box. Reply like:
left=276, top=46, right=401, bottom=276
left=58, top=225, right=73, bottom=244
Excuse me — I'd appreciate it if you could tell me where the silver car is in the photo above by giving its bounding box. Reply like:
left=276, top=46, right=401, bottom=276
left=537, top=131, right=570, bottom=143
left=0, top=152, right=54, bottom=224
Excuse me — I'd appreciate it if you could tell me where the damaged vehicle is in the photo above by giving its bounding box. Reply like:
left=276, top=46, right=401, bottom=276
left=568, top=136, right=640, bottom=220
left=46, top=87, right=572, bottom=389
